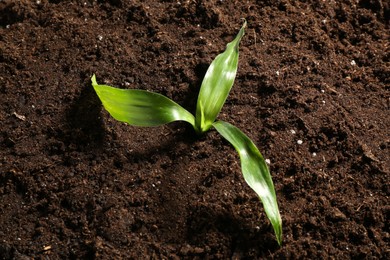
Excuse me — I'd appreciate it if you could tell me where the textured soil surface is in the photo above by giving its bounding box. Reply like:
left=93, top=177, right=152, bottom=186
left=1, top=0, right=389, bottom=259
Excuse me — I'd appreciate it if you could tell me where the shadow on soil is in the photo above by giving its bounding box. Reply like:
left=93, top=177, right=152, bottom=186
left=64, top=81, right=106, bottom=150
left=186, top=203, right=279, bottom=256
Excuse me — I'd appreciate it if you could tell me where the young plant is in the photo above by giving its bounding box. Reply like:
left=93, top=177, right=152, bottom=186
left=92, top=21, right=282, bottom=245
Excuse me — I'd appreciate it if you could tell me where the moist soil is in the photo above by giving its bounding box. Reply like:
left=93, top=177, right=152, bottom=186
left=1, top=0, right=389, bottom=259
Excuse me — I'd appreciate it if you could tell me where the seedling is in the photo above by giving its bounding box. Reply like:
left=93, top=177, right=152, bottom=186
left=92, top=21, right=282, bottom=245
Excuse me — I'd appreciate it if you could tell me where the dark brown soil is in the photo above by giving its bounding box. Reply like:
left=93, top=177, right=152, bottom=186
left=1, top=0, right=389, bottom=259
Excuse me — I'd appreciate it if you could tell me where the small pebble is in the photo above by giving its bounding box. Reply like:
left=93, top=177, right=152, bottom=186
left=331, top=207, right=347, bottom=220
left=297, top=140, right=303, bottom=145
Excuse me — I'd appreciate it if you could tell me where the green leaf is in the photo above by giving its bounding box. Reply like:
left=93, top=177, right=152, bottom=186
left=92, top=75, right=195, bottom=127
left=195, top=21, right=247, bottom=133
left=213, top=120, right=282, bottom=245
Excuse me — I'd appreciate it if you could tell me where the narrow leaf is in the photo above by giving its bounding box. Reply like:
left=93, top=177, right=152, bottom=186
left=195, top=21, right=246, bottom=133
left=213, top=120, right=282, bottom=245
left=92, top=75, right=195, bottom=127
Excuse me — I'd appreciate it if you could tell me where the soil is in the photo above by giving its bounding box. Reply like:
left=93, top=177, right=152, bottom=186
left=1, top=0, right=389, bottom=259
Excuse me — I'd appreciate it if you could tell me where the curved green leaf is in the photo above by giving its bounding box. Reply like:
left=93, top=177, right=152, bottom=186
left=92, top=75, right=195, bottom=127
left=213, top=120, right=282, bottom=245
left=195, top=21, right=246, bottom=134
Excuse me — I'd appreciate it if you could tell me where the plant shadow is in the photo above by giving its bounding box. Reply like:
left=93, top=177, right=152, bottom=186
left=63, top=80, right=106, bottom=151
left=186, top=203, right=280, bottom=256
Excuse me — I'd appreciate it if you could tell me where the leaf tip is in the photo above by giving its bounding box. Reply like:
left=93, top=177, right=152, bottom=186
left=232, top=19, right=247, bottom=51
left=276, top=226, right=283, bottom=246
left=271, top=213, right=283, bottom=246
left=240, top=18, right=247, bottom=30
left=91, top=74, right=98, bottom=86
